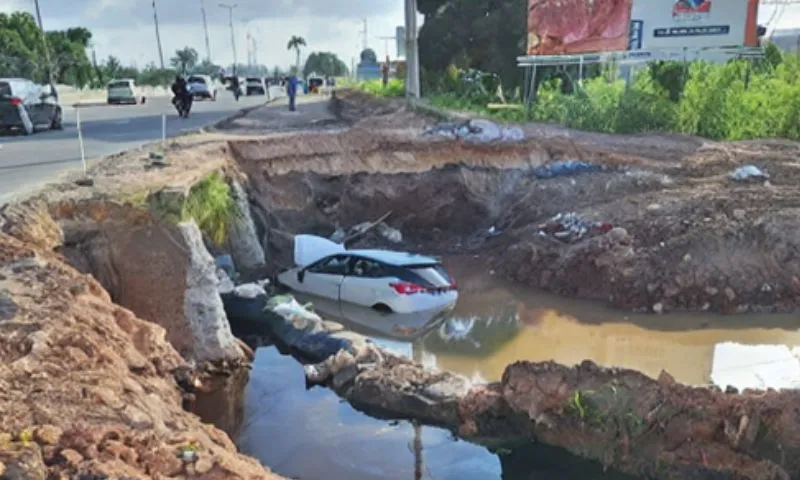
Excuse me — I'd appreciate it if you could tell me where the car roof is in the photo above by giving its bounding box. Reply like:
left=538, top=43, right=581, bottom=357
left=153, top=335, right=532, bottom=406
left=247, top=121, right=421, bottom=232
left=346, top=249, right=439, bottom=266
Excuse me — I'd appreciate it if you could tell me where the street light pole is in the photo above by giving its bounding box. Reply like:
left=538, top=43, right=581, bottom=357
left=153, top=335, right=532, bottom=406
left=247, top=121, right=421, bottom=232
left=151, top=0, right=166, bottom=70
left=219, top=3, right=238, bottom=76
left=32, top=0, right=53, bottom=85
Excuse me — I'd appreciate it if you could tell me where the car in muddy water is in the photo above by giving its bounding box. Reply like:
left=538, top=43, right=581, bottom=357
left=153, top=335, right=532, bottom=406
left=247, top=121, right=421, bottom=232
left=277, top=235, right=458, bottom=318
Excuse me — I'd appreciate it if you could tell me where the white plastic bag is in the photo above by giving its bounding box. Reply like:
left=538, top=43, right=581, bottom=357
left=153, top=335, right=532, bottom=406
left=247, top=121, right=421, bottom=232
left=269, top=295, right=322, bottom=322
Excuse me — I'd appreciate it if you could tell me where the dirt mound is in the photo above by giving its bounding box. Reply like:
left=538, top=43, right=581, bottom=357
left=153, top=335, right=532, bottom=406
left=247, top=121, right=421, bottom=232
left=0, top=232, right=281, bottom=479
left=231, top=122, right=800, bottom=313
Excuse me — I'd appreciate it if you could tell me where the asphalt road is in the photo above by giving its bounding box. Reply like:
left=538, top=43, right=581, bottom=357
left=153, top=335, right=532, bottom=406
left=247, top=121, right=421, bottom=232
left=0, top=92, right=275, bottom=204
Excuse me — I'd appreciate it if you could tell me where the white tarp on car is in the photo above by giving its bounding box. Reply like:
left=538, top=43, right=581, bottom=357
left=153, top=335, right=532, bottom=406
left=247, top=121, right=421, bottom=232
left=293, top=234, right=345, bottom=267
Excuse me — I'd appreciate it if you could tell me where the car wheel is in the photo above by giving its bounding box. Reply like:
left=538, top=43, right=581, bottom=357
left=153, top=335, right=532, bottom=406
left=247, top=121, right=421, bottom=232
left=50, top=108, right=63, bottom=130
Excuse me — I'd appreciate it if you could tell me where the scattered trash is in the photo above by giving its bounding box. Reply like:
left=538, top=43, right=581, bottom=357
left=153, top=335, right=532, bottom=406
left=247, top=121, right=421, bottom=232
left=215, top=255, right=236, bottom=280
left=147, top=151, right=169, bottom=168
left=533, top=160, right=602, bottom=179
left=536, top=212, right=614, bottom=243
left=423, top=119, right=524, bottom=144
left=233, top=282, right=267, bottom=299
left=217, top=267, right=235, bottom=294
left=377, top=223, right=402, bottom=243
left=730, top=165, right=769, bottom=182
left=267, top=294, right=321, bottom=323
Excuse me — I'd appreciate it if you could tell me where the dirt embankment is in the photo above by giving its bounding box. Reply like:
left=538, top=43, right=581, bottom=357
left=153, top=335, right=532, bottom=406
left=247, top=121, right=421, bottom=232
left=0, top=224, right=281, bottom=478
left=232, top=90, right=800, bottom=314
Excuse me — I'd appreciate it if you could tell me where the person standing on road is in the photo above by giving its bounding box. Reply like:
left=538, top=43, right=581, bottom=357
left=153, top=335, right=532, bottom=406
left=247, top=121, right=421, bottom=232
left=287, top=74, right=298, bottom=112
left=381, top=55, right=390, bottom=88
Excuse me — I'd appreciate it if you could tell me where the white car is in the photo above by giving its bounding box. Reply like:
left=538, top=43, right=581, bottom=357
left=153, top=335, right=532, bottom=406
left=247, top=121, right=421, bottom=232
left=187, top=74, right=216, bottom=100
left=277, top=235, right=458, bottom=315
left=107, top=78, right=143, bottom=104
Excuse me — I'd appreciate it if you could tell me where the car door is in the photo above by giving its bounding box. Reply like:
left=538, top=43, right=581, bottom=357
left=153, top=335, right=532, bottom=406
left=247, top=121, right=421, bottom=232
left=37, top=84, right=56, bottom=124
left=302, top=254, right=350, bottom=301
left=339, top=257, right=386, bottom=307
left=19, top=81, right=39, bottom=129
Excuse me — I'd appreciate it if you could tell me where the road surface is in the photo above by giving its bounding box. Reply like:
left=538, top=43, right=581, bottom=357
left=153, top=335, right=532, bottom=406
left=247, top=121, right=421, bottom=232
left=0, top=92, right=277, bottom=203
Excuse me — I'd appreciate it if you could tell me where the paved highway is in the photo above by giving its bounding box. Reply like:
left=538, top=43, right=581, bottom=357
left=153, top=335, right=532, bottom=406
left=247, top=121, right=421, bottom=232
left=0, top=92, right=275, bottom=203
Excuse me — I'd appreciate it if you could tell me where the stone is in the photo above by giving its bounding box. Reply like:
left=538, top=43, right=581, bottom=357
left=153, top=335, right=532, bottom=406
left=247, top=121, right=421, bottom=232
left=724, top=287, right=736, bottom=301
left=227, top=180, right=266, bottom=271
left=179, top=222, right=242, bottom=363
left=0, top=291, right=17, bottom=321
left=33, top=425, right=62, bottom=446
left=682, top=253, right=692, bottom=262
left=58, top=449, right=84, bottom=467
left=0, top=444, right=46, bottom=480
left=732, top=209, right=746, bottom=220
left=140, top=447, right=183, bottom=476
left=705, top=286, right=719, bottom=296
left=194, top=456, right=214, bottom=474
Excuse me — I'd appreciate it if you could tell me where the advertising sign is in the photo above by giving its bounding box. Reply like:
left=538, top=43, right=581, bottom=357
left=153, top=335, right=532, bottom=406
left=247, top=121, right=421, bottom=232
left=527, top=0, right=634, bottom=55
left=629, top=0, right=760, bottom=50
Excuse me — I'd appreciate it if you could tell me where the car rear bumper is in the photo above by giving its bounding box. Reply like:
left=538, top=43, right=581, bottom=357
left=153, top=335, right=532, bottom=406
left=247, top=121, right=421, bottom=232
left=0, top=104, right=33, bottom=131
left=387, top=290, right=459, bottom=314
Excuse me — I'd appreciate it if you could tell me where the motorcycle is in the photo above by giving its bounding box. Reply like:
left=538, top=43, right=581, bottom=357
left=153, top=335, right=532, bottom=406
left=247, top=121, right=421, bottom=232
left=172, top=94, right=193, bottom=118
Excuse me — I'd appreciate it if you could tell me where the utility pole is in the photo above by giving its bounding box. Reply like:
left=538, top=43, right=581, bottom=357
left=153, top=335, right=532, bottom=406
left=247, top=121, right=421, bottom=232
left=404, top=0, right=420, bottom=98
left=32, top=0, right=53, bottom=85
left=359, top=18, right=368, bottom=50
left=151, top=0, right=165, bottom=70
left=246, top=32, right=252, bottom=67
left=200, top=0, right=212, bottom=61
left=219, top=3, right=238, bottom=76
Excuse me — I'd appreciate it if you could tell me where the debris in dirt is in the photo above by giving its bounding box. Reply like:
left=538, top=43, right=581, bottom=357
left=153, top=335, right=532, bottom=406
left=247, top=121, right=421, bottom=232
left=217, top=268, right=235, bottom=294
left=329, top=212, right=401, bottom=246
left=377, top=223, right=402, bottom=243
left=536, top=212, right=614, bottom=243
left=146, top=151, right=170, bottom=168
left=215, top=255, right=236, bottom=280
left=330, top=227, right=346, bottom=243
left=730, top=165, right=769, bottom=182
left=73, top=177, right=94, bottom=187
left=532, top=160, right=602, bottom=179
left=423, top=119, right=524, bottom=144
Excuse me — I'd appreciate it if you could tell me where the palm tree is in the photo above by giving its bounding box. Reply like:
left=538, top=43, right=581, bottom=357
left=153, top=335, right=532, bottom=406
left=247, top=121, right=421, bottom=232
left=286, top=35, right=306, bottom=73
left=170, top=46, right=199, bottom=74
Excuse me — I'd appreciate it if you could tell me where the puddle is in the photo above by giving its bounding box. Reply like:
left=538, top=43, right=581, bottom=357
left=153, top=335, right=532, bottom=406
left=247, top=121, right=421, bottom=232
left=419, top=257, right=800, bottom=389
left=237, top=347, right=501, bottom=480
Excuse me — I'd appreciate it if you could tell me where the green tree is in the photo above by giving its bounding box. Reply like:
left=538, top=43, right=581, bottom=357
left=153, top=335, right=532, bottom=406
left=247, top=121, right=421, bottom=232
left=286, top=35, right=306, bottom=72
left=170, top=46, right=199, bottom=74
left=302, top=51, right=348, bottom=78
left=359, top=48, right=377, bottom=65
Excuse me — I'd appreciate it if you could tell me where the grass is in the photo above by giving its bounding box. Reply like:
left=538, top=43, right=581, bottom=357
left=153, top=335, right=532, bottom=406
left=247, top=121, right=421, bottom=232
left=181, top=172, right=239, bottom=246
left=358, top=78, right=405, bottom=97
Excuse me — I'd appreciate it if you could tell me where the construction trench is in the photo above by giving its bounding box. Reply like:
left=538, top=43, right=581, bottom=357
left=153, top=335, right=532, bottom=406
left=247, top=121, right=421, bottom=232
left=2, top=91, right=800, bottom=479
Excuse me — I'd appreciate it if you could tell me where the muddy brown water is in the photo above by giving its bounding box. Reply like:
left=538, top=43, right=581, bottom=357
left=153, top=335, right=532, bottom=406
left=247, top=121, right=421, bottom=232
left=228, top=257, right=800, bottom=479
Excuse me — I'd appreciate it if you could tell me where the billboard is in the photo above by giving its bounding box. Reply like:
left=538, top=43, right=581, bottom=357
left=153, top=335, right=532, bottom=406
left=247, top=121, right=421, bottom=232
left=526, top=0, right=759, bottom=56
left=629, top=0, right=760, bottom=50
left=527, top=0, right=634, bottom=55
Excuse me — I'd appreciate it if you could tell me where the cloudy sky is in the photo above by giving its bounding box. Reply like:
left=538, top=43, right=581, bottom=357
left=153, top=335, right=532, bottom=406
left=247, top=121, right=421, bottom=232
left=0, top=0, right=414, bottom=70
left=1, top=1, right=800, bottom=70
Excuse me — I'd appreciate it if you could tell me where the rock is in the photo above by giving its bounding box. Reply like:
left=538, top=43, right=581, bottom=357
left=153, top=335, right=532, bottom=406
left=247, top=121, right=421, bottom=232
left=58, top=449, right=84, bottom=467
left=0, top=291, right=17, bottom=321
left=0, top=443, right=46, bottom=480
left=705, top=286, right=719, bottom=296
left=33, top=425, right=62, bottom=446
left=732, top=209, right=746, bottom=220
left=179, top=222, right=243, bottom=363
left=607, top=227, right=629, bottom=243
left=227, top=180, right=266, bottom=271
left=140, top=447, right=182, bottom=476
left=682, top=253, right=692, bottom=262
left=194, top=456, right=214, bottom=474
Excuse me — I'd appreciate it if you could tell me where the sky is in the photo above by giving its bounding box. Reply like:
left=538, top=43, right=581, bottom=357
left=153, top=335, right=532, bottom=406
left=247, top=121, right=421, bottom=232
left=1, top=1, right=800, bottom=70
left=0, top=0, right=415, bottom=70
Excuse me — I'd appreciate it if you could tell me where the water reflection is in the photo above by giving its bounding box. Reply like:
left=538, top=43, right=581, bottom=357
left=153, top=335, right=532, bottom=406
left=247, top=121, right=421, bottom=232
left=238, top=347, right=501, bottom=480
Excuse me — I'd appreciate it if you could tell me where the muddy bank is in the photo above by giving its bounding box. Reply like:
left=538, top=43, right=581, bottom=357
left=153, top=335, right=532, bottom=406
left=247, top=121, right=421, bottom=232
left=0, top=231, right=281, bottom=479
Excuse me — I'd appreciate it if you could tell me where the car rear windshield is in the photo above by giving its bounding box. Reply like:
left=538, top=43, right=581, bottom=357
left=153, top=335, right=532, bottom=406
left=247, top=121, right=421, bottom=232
left=187, top=76, right=206, bottom=84
left=407, top=264, right=453, bottom=287
left=0, top=82, right=11, bottom=98
left=108, top=81, right=131, bottom=88
left=246, top=78, right=261, bottom=82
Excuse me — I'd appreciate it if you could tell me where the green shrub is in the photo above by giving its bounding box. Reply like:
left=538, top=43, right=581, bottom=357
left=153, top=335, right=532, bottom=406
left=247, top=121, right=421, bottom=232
left=359, top=78, right=405, bottom=97
left=181, top=172, right=238, bottom=246
left=425, top=56, right=800, bottom=141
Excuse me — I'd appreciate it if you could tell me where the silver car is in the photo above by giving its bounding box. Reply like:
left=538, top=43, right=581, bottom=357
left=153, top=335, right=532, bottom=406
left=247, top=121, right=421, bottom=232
left=0, top=78, right=62, bottom=135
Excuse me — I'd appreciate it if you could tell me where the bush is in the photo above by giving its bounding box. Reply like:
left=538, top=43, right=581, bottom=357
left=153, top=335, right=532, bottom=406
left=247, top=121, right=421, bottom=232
left=359, top=78, right=405, bottom=97
left=425, top=55, right=800, bottom=141
left=182, top=172, right=238, bottom=246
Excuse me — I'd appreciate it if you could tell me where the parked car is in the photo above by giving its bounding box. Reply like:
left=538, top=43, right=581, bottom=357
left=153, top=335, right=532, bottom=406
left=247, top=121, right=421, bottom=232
left=187, top=74, right=216, bottom=100
left=277, top=235, right=459, bottom=314
left=245, top=77, right=266, bottom=95
left=107, top=78, right=143, bottom=104
left=0, top=78, right=62, bottom=135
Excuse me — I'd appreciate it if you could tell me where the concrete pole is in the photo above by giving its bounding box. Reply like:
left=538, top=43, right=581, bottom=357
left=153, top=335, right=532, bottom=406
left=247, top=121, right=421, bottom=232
left=200, top=0, right=212, bottom=61
left=219, top=4, right=238, bottom=76
left=404, top=0, right=420, bottom=98
left=151, top=0, right=166, bottom=70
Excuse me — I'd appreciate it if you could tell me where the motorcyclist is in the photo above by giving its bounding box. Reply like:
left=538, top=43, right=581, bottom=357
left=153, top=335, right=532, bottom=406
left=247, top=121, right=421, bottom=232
left=170, top=75, right=192, bottom=116
left=231, top=76, right=240, bottom=101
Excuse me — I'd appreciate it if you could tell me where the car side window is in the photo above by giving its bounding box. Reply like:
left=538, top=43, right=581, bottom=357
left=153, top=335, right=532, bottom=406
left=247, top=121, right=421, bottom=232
left=308, top=255, right=350, bottom=275
left=351, top=258, right=387, bottom=278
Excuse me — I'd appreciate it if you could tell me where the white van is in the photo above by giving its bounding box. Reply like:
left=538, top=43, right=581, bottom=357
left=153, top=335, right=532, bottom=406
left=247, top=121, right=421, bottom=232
left=107, top=79, right=144, bottom=105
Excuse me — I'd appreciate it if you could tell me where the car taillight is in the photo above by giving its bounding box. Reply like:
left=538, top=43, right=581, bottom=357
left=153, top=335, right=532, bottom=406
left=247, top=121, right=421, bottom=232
left=8, top=97, right=22, bottom=106
left=390, top=282, right=428, bottom=295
